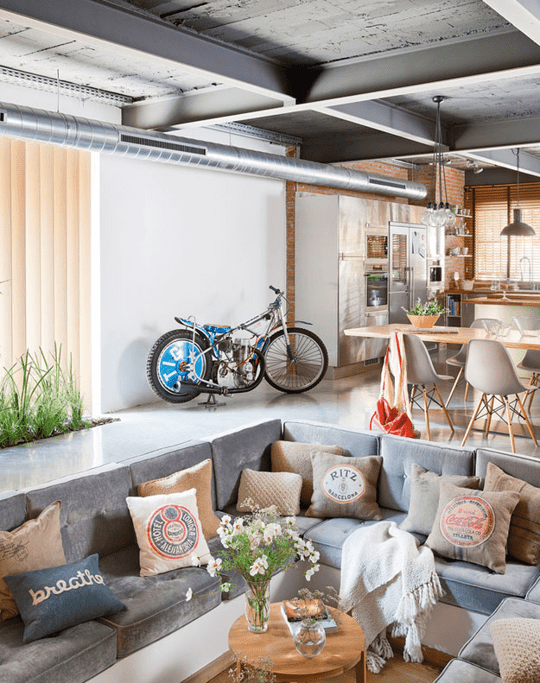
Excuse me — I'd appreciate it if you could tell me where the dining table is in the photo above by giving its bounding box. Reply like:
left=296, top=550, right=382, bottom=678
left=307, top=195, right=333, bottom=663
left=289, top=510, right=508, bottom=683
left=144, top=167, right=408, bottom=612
left=344, top=322, right=540, bottom=438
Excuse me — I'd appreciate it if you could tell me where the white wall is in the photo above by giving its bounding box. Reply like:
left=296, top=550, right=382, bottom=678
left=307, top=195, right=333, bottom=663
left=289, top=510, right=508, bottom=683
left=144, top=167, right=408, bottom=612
left=98, top=149, right=287, bottom=413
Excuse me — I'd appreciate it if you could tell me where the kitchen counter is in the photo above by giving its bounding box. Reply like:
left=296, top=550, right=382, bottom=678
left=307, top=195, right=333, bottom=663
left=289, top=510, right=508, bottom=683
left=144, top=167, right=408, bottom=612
left=462, top=295, right=540, bottom=307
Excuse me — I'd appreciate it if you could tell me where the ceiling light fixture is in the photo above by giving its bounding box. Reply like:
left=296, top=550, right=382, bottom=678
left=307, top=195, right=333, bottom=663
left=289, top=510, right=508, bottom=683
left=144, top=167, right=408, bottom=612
left=421, top=96, right=456, bottom=229
left=500, top=148, right=535, bottom=280
left=466, top=159, right=484, bottom=174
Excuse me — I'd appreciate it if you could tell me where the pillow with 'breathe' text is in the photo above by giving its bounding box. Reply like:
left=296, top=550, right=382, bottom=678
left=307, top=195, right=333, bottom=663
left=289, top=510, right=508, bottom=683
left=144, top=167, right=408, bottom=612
left=4, top=553, right=125, bottom=643
left=306, top=452, right=382, bottom=520
left=127, top=489, right=211, bottom=576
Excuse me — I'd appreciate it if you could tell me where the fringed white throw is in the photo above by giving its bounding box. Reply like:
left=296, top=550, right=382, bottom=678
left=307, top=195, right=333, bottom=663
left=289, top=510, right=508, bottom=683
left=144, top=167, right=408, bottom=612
left=339, top=521, right=444, bottom=673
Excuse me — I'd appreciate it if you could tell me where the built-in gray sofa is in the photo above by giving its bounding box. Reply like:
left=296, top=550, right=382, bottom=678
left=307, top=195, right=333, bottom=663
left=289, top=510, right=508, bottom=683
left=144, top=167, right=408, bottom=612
left=1, top=418, right=539, bottom=683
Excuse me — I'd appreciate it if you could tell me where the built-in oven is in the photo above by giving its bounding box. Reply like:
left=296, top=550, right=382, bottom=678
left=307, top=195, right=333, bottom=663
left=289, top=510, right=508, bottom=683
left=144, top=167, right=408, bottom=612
left=365, top=228, right=388, bottom=267
left=365, top=270, right=388, bottom=310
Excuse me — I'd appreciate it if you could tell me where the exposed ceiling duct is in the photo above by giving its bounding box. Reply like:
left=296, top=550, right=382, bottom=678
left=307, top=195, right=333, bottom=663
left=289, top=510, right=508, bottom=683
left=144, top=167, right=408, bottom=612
left=0, top=102, right=426, bottom=201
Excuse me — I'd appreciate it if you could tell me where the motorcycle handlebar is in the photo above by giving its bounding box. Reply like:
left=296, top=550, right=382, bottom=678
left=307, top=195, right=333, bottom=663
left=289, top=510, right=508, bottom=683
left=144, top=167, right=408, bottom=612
left=269, top=285, right=282, bottom=294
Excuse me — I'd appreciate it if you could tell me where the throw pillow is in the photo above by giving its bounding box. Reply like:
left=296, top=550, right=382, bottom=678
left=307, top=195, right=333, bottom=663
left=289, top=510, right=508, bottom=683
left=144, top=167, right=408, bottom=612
left=400, top=464, right=481, bottom=536
left=490, top=618, right=540, bottom=683
left=127, top=489, right=211, bottom=576
left=483, top=462, right=540, bottom=565
left=4, top=553, right=126, bottom=643
left=425, top=481, right=520, bottom=574
left=306, top=452, right=383, bottom=520
left=271, top=441, right=344, bottom=506
left=236, top=469, right=302, bottom=516
left=138, top=459, right=221, bottom=540
left=0, top=500, right=66, bottom=621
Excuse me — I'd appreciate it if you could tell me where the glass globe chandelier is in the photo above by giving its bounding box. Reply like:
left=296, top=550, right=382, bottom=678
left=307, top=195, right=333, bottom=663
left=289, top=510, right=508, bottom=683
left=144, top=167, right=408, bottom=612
left=421, top=95, right=456, bottom=230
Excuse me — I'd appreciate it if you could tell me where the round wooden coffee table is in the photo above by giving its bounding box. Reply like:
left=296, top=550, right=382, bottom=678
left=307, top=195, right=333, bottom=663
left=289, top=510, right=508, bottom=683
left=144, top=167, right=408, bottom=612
left=228, top=603, right=366, bottom=682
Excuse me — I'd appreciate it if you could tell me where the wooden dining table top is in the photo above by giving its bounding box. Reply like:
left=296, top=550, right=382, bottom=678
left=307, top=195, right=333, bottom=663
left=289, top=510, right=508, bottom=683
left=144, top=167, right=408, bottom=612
left=344, top=323, right=540, bottom=351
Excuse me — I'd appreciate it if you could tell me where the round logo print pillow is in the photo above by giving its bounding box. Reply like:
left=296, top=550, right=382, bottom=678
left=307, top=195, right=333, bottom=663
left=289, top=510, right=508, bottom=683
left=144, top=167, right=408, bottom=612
left=127, top=488, right=210, bottom=576
left=440, top=495, right=495, bottom=548
left=322, top=464, right=366, bottom=504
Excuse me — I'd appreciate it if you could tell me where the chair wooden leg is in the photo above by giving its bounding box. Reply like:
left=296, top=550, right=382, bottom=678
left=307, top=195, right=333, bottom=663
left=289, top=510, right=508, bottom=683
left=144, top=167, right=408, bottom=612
left=517, top=394, right=538, bottom=447
left=464, top=381, right=471, bottom=402
left=527, top=374, right=538, bottom=412
left=445, top=367, right=464, bottom=408
left=484, top=395, right=495, bottom=437
left=461, top=394, right=485, bottom=447
left=503, top=396, right=516, bottom=453
left=422, top=387, right=431, bottom=441
left=435, top=385, right=454, bottom=432
left=409, top=384, right=416, bottom=416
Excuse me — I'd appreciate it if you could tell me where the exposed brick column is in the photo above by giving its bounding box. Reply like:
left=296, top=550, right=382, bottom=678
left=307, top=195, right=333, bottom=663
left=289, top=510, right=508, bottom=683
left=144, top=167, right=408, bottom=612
left=285, top=146, right=298, bottom=323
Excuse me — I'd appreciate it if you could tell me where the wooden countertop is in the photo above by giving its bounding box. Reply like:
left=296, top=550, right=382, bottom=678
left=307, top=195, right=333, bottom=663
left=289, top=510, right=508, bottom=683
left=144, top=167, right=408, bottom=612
left=462, top=296, right=540, bottom=307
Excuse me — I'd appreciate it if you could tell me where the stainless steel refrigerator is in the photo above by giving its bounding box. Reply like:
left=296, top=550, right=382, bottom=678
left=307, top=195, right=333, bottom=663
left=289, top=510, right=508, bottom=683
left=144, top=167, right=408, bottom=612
left=389, top=222, right=428, bottom=323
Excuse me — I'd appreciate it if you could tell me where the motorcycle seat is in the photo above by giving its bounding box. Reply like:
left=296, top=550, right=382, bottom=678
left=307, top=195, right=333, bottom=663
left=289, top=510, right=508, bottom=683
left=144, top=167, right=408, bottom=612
left=203, top=324, right=231, bottom=335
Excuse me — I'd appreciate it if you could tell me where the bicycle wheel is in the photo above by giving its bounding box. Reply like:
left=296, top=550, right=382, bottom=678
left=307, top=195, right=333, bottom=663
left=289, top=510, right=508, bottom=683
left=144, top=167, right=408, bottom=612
left=263, top=327, right=328, bottom=393
left=146, top=329, right=213, bottom=403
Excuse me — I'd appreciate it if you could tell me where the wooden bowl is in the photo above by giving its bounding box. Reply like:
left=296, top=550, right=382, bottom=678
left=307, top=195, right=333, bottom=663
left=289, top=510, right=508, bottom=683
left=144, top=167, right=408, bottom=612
left=407, top=314, right=440, bottom=328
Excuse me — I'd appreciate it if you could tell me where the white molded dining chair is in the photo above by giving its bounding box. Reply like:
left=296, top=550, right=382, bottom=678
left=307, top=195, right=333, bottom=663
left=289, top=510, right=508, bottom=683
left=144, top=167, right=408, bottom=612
left=461, top=339, right=538, bottom=453
left=517, top=349, right=540, bottom=410
left=402, top=333, right=455, bottom=441
left=445, top=318, right=501, bottom=408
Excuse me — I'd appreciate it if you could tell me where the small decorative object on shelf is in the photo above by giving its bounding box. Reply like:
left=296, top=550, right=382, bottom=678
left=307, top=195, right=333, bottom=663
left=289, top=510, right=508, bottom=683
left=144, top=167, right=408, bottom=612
left=191, top=503, right=320, bottom=634
left=403, top=299, right=447, bottom=329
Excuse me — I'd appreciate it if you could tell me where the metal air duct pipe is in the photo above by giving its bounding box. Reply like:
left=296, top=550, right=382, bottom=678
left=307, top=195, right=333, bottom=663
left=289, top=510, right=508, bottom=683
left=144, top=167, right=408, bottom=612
left=0, top=102, right=426, bottom=200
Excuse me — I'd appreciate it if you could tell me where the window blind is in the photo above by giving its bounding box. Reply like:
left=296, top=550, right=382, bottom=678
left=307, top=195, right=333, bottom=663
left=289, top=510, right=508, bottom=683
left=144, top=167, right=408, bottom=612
left=470, top=183, right=540, bottom=282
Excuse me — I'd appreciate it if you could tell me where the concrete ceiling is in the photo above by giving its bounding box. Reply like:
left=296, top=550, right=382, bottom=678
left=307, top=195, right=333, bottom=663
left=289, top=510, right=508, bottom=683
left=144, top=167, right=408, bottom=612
left=0, top=0, right=540, bottom=180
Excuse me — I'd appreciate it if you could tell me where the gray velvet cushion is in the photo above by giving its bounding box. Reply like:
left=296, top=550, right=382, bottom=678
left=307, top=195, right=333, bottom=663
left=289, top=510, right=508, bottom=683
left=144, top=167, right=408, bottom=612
left=378, top=435, right=475, bottom=512
left=400, top=464, right=480, bottom=536
left=0, top=618, right=117, bottom=683
left=475, top=449, right=540, bottom=487
left=435, top=557, right=539, bottom=615
left=0, top=492, right=26, bottom=534
left=525, top=575, right=540, bottom=604
left=25, top=465, right=134, bottom=563
left=435, top=659, right=501, bottom=683
left=303, top=509, right=407, bottom=569
left=282, top=420, right=378, bottom=458
left=210, top=419, right=283, bottom=509
left=98, top=544, right=221, bottom=657
left=459, top=597, right=540, bottom=675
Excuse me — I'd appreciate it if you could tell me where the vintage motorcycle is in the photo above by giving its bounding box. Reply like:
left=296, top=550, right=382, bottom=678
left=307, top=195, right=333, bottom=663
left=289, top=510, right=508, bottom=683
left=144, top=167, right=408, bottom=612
left=146, top=286, right=328, bottom=404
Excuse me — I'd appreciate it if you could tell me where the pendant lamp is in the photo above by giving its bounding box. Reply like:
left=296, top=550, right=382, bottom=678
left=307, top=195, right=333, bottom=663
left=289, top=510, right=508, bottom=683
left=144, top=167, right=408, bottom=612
left=420, top=95, right=456, bottom=229
left=500, top=149, right=535, bottom=280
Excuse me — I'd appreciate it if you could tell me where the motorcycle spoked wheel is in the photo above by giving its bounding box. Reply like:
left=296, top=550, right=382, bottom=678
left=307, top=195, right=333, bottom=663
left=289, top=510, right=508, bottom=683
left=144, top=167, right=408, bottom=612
left=146, top=329, right=213, bottom=403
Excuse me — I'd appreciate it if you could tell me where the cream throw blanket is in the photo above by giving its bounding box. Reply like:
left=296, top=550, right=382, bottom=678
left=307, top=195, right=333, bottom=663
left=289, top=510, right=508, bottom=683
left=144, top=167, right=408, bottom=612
left=339, top=521, right=444, bottom=673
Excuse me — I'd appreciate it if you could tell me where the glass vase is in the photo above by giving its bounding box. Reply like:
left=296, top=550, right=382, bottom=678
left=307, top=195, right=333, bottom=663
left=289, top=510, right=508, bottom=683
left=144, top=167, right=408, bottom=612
left=293, top=619, right=326, bottom=658
left=245, top=579, right=270, bottom=633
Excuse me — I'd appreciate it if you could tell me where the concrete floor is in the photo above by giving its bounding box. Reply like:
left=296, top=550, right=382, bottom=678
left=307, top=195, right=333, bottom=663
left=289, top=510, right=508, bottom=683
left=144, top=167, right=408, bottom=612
left=2, top=347, right=540, bottom=493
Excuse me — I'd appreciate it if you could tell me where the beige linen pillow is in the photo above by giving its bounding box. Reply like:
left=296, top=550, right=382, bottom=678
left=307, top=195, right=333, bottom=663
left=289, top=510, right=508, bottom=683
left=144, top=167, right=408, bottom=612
left=400, top=464, right=481, bottom=536
left=271, top=441, right=344, bottom=506
left=0, top=501, right=66, bottom=620
left=483, top=461, right=540, bottom=565
left=236, top=469, right=302, bottom=516
left=138, top=459, right=220, bottom=540
left=306, top=452, right=382, bottom=520
left=425, top=481, right=520, bottom=574
left=127, top=489, right=211, bottom=576
left=490, top=618, right=540, bottom=683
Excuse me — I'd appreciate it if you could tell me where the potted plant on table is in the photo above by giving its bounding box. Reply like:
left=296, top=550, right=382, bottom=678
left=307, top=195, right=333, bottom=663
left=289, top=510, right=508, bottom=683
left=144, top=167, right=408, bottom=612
left=403, top=298, right=447, bottom=328
left=190, top=504, right=320, bottom=634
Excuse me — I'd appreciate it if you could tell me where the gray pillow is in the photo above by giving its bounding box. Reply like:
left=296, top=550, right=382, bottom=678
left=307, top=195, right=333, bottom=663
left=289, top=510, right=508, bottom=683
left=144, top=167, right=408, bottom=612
left=400, top=464, right=481, bottom=536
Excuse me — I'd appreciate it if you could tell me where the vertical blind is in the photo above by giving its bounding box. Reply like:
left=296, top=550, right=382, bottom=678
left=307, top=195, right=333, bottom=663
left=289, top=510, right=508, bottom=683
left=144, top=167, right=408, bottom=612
left=471, top=183, right=540, bottom=281
left=0, top=139, right=92, bottom=406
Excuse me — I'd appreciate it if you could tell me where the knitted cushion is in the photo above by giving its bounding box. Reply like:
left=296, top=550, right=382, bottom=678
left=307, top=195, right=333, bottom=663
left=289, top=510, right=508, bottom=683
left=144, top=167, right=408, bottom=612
left=484, top=462, right=540, bottom=564
left=236, top=469, right=302, bottom=516
left=400, top=464, right=480, bottom=536
left=490, top=617, right=540, bottom=683
left=425, top=481, right=520, bottom=574
left=271, top=441, right=344, bottom=506
left=138, top=459, right=220, bottom=540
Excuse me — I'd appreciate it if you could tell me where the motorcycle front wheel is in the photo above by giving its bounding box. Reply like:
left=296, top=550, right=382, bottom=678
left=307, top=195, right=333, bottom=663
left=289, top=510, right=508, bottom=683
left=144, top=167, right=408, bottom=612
left=146, top=329, right=213, bottom=403
left=263, top=327, right=328, bottom=393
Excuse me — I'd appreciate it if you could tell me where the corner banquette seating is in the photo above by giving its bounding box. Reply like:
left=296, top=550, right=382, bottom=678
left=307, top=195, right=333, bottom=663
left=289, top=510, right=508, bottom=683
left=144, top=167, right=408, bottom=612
left=1, top=418, right=539, bottom=683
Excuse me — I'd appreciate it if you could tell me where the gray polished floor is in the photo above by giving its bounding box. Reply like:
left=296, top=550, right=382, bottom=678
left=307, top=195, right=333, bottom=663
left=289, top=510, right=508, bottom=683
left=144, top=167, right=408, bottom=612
left=2, top=346, right=540, bottom=493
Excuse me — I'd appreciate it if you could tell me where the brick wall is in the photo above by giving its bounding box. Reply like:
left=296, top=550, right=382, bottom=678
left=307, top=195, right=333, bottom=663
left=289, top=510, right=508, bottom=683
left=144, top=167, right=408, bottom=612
left=285, top=153, right=466, bottom=316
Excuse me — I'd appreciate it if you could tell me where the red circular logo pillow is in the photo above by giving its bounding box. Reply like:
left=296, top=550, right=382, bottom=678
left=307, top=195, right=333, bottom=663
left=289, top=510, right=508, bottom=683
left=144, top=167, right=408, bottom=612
left=440, top=496, right=495, bottom=548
